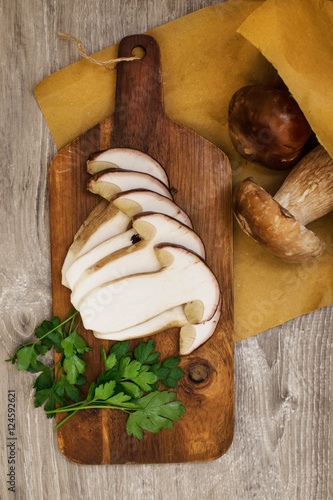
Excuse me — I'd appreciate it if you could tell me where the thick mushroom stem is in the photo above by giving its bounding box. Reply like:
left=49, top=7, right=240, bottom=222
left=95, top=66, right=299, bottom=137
left=274, top=146, right=333, bottom=225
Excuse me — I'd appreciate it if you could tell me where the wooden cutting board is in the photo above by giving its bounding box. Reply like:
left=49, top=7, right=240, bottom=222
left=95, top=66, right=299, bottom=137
left=49, top=34, right=234, bottom=464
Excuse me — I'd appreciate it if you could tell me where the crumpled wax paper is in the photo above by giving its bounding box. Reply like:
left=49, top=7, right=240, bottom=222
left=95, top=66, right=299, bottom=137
left=35, top=0, right=333, bottom=342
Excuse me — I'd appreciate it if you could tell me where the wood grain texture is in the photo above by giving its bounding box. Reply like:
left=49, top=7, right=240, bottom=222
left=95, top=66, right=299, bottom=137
left=50, top=34, right=233, bottom=464
left=0, top=0, right=332, bottom=498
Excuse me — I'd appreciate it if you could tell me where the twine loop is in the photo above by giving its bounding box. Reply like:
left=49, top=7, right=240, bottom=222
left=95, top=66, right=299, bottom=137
left=58, top=32, right=141, bottom=72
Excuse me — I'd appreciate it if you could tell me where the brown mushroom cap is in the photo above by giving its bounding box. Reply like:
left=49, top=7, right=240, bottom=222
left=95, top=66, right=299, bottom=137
left=228, top=86, right=312, bottom=170
left=233, top=178, right=324, bottom=262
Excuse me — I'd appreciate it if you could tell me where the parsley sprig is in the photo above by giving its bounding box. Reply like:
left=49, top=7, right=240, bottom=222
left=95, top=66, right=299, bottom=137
left=6, top=310, right=90, bottom=417
left=47, top=340, right=185, bottom=439
left=6, top=313, right=185, bottom=439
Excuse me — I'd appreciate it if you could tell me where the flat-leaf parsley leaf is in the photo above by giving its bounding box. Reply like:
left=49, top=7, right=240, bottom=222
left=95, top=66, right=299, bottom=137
left=46, top=339, right=185, bottom=439
left=6, top=314, right=185, bottom=440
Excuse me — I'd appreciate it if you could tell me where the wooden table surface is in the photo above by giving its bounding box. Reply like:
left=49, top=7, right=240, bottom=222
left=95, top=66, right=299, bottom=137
left=1, top=1, right=332, bottom=499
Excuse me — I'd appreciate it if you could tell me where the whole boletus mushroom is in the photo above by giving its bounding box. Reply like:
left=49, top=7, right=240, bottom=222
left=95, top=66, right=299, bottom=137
left=228, top=85, right=312, bottom=170
left=233, top=145, right=333, bottom=263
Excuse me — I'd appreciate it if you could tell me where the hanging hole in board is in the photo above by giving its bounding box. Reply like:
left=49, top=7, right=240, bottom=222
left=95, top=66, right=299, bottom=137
left=132, top=46, right=146, bottom=59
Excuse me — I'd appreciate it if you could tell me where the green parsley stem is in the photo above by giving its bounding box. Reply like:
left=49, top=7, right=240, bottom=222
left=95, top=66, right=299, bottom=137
left=57, top=399, right=89, bottom=410
left=46, top=404, right=132, bottom=414
left=54, top=354, right=64, bottom=381
left=73, top=317, right=82, bottom=333
left=53, top=409, right=80, bottom=431
left=36, top=312, right=78, bottom=344
left=10, top=312, right=79, bottom=360
left=49, top=360, right=60, bottom=371
left=68, top=314, right=76, bottom=335
left=52, top=402, right=132, bottom=431
left=35, top=312, right=78, bottom=344
left=5, top=341, right=34, bottom=361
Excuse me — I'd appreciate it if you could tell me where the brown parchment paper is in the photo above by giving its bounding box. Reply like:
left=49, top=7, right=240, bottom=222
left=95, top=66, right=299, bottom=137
left=35, top=0, right=333, bottom=342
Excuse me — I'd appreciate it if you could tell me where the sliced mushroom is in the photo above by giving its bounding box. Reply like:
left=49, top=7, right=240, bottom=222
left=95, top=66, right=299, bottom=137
left=73, top=199, right=109, bottom=240
left=93, top=296, right=221, bottom=356
left=233, top=145, right=333, bottom=262
left=87, top=147, right=169, bottom=187
left=179, top=296, right=221, bottom=355
left=63, top=190, right=193, bottom=288
left=93, top=305, right=189, bottom=340
left=66, top=227, right=139, bottom=290
left=71, top=212, right=205, bottom=308
left=113, top=190, right=192, bottom=228
left=79, top=244, right=220, bottom=334
left=62, top=202, right=125, bottom=287
left=87, top=169, right=172, bottom=201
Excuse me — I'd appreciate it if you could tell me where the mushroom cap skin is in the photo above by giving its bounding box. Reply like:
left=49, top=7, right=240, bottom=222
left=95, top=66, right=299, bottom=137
left=228, top=86, right=312, bottom=170
left=233, top=178, right=325, bottom=263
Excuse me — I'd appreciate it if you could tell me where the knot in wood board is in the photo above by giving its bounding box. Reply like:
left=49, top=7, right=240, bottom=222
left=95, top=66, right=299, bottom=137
left=188, top=363, right=209, bottom=384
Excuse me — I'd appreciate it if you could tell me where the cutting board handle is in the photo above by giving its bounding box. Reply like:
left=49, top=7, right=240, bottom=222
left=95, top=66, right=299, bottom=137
left=112, top=34, right=164, bottom=146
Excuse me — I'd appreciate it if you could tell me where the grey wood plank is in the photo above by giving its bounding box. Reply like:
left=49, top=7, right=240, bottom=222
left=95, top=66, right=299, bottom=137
left=1, top=0, right=331, bottom=499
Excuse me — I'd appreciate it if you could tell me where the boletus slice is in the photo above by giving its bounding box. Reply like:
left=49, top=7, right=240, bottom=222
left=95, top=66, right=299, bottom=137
left=71, top=212, right=205, bottom=308
left=228, top=85, right=312, bottom=170
left=92, top=305, right=191, bottom=340
left=93, top=297, right=222, bottom=356
left=63, top=190, right=193, bottom=287
left=87, top=169, right=172, bottom=201
left=87, top=147, right=169, bottom=187
left=79, top=244, right=220, bottom=334
left=233, top=145, right=333, bottom=262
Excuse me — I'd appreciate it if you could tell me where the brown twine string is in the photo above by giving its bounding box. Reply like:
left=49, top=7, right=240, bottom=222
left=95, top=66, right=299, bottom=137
left=58, top=32, right=141, bottom=72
